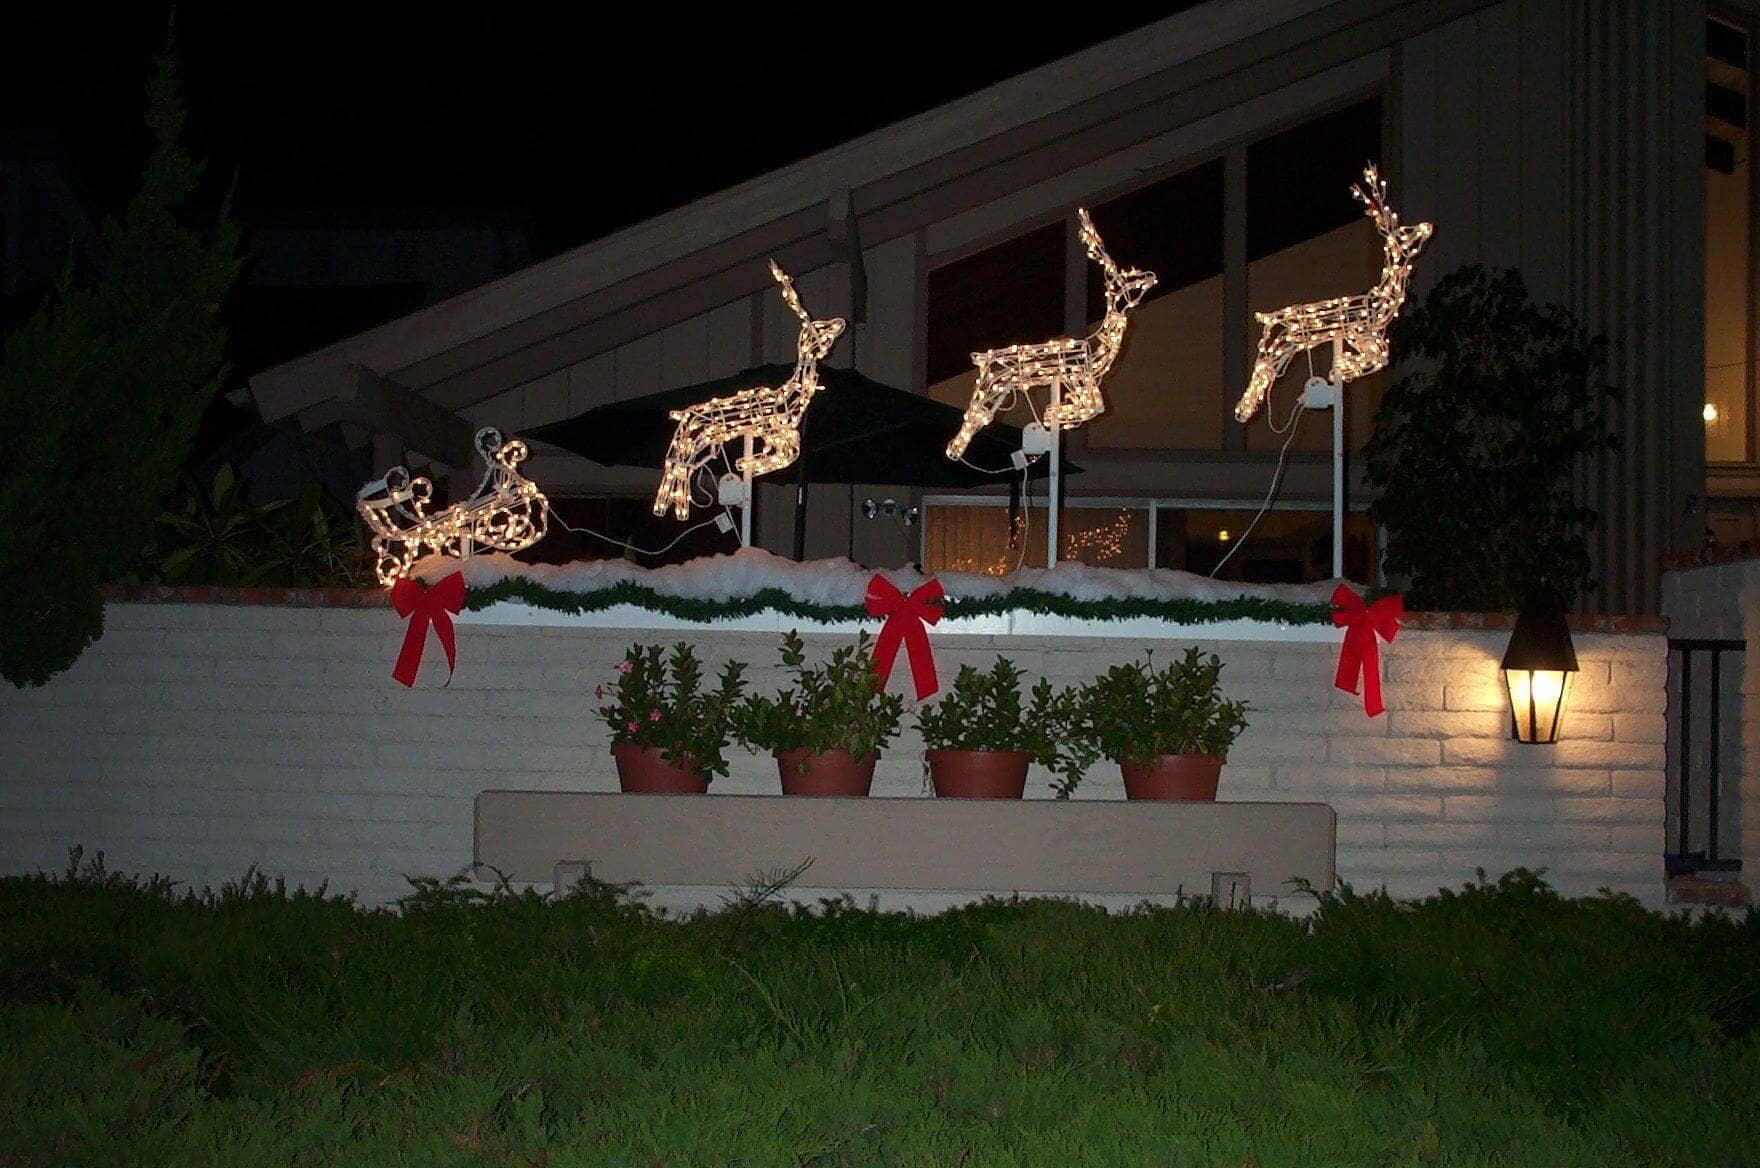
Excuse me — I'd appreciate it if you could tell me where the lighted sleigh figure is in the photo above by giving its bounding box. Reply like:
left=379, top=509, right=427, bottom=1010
left=653, top=262, right=846, bottom=524
left=945, top=208, right=1156, bottom=460
left=356, top=426, right=548, bottom=586
left=1233, top=164, right=1432, bottom=424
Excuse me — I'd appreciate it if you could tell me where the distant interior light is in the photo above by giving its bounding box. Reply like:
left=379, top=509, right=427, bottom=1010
left=1217, top=529, right=1232, bottom=542
left=1704, top=402, right=1721, bottom=424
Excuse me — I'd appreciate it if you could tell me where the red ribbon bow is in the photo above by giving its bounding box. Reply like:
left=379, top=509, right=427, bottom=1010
left=1331, top=584, right=1403, bottom=717
left=389, top=571, right=466, bottom=688
left=865, top=574, right=944, bottom=700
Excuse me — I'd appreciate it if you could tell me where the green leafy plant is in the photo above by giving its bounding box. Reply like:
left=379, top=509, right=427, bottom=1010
left=595, top=642, right=748, bottom=781
left=0, top=47, right=243, bottom=686
left=143, top=468, right=369, bottom=587
left=914, top=657, right=1088, bottom=792
left=732, top=630, right=904, bottom=761
left=1365, top=265, right=1613, bottom=611
left=1062, top=647, right=1248, bottom=795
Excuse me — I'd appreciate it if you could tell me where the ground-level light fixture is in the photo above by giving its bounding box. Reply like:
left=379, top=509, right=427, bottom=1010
left=1501, top=607, right=1579, bottom=744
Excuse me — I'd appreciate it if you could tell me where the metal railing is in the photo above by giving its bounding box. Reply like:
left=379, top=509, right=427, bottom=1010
left=1667, top=638, right=1745, bottom=875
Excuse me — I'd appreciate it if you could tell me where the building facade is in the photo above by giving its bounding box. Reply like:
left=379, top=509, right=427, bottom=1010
left=250, top=0, right=1719, bottom=613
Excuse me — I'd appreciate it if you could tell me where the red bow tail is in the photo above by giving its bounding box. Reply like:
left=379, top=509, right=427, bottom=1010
left=390, top=571, right=466, bottom=688
left=865, top=574, right=945, bottom=701
left=1331, top=584, right=1403, bottom=717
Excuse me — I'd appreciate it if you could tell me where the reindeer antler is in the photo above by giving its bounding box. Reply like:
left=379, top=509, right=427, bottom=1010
left=769, top=260, right=811, bottom=323
left=1076, top=208, right=1122, bottom=279
left=1351, top=164, right=1400, bottom=231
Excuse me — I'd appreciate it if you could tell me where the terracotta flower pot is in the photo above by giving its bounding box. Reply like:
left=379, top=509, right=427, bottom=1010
left=925, top=749, right=1029, bottom=798
left=1118, top=754, right=1222, bottom=801
left=612, top=741, right=709, bottom=793
left=774, top=748, right=877, bottom=796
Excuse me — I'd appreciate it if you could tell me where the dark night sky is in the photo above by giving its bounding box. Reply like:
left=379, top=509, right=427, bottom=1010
left=4, top=6, right=1193, bottom=258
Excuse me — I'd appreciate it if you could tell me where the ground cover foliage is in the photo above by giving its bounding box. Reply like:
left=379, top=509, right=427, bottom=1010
left=2, top=853, right=1755, bottom=1166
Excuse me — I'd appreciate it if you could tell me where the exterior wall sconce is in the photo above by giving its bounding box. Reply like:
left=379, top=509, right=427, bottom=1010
left=1501, top=608, right=1579, bottom=744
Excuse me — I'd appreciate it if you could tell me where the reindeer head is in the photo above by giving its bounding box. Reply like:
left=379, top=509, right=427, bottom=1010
left=1077, top=208, right=1158, bottom=311
left=1352, top=164, right=1432, bottom=262
left=769, top=260, right=848, bottom=361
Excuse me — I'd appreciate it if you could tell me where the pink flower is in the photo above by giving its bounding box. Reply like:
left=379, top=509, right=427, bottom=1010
left=626, top=721, right=638, bottom=733
left=595, top=685, right=604, bottom=700
left=648, top=710, right=662, bottom=722
left=616, top=660, right=634, bottom=674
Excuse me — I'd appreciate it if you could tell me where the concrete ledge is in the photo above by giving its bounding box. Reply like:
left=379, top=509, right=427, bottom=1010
left=474, top=792, right=1336, bottom=901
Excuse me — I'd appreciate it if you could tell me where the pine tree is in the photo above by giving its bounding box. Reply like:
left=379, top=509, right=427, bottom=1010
left=0, top=48, right=243, bottom=685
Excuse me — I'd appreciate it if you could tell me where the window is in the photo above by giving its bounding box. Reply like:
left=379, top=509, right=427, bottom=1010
left=921, top=98, right=1385, bottom=456
left=1083, top=163, right=1226, bottom=450
left=920, top=496, right=1373, bottom=583
left=921, top=499, right=1152, bottom=574
left=1706, top=17, right=1751, bottom=464
left=1245, top=99, right=1386, bottom=453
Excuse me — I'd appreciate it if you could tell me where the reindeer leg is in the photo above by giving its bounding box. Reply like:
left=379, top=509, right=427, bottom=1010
left=1235, top=320, right=1302, bottom=423
left=655, top=414, right=708, bottom=519
left=1049, top=373, right=1103, bottom=429
left=1335, top=330, right=1389, bottom=384
left=947, top=367, right=1012, bottom=458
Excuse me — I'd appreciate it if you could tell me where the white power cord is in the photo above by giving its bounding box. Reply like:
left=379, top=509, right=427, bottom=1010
left=1209, top=404, right=1306, bottom=579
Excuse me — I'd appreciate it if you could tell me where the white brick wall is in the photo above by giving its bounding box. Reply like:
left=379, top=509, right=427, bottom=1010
left=0, top=603, right=1669, bottom=906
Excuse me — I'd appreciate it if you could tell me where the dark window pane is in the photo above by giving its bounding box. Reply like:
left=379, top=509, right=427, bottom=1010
left=926, top=222, right=1066, bottom=385
left=1084, top=160, right=1224, bottom=318
left=1709, top=18, right=1747, bottom=70
left=1246, top=98, right=1382, bottom=260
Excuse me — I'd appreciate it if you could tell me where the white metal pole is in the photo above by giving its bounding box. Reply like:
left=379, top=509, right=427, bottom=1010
left=1047, top=383, right=1062, bottom=567
left=1331, top=336, right=1345, bottom=580
left=740, top=434, right=754, bottom=549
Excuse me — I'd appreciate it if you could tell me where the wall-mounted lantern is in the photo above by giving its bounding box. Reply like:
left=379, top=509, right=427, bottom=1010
left=1501, top=608, right=1579, bottom=744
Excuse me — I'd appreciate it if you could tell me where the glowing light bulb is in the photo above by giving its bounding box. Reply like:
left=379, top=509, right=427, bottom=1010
left=946, top=209, right=1156, bottom=458
left=1705, top=402, right=1721, bottom=424
left=357, top=427, right=549, bottom=586
left=1234, top=165, right=1432, bottom=423
left=1217, top=529, right=1232, bottom=542
left=653, top=262, right=845, bottom=519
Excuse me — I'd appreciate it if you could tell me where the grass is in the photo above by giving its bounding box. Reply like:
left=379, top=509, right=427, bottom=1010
left=1, top=853, right=1756, bottom=1166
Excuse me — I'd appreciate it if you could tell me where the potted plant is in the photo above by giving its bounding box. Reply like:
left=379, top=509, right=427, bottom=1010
left=915, top=658, right=1083, bottom=798
left=595, top=642, right=748, bottom=793
left=733, top=631, right=905, bottom=796
left=1065, top=648, right=1248, bottom=800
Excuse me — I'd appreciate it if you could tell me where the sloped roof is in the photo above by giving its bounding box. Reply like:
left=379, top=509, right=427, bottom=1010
left=249, top=0, right=1490, bottom=428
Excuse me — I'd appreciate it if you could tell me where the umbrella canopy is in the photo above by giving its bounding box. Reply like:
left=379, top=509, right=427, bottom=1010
left=526, top=364, right=1079, bottom=487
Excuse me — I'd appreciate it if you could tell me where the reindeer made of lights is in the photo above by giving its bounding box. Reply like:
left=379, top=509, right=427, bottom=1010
left=356, top=426, right=548, bottom=586
left=1233, top=164, right=1432, bottom=424
left=945, top=209, right=1157, bottom=459
left=653, top=262, right=846, bottom=520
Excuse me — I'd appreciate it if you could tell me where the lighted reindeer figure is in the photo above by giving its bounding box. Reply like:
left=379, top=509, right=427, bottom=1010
left=946, top=208, right=1157, bottom=459
left=653, top=262, right=846, bottom=519
left=1233, top=164, right=1432, bottom=424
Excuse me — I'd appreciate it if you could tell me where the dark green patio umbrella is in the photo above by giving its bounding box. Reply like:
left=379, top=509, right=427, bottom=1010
left=527, top=365, right=1075, bottom=557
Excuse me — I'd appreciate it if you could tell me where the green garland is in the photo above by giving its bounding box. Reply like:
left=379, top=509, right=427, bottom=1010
left=465, top=576, right=1332, bottom=627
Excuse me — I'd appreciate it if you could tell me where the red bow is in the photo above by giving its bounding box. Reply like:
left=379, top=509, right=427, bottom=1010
left=865, top=574, right=944, bottom=700
left=1331, top=584, right=1403, bottom=717
left=390, top=571, right=466, bottom=688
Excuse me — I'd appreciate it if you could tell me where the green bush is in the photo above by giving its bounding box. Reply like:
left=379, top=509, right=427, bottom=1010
left=1, top=853, right=1755, bottom=1165
left=594, top=641, right=748, bottom=781
left=140, top=467, right=370, bottom=588
left=1062, top=647, right=1249, bottom=793
left=0, top=49, right=242, bottom=686
left=1365, top=266, right=1613, bottom=611
left=733, top=630, right=905, bottom=760
left=914, top=657, right=1086, bottom=791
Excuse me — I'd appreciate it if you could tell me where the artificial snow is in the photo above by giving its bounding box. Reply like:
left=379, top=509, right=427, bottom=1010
left=411, top=547, right=1340, bottom=609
